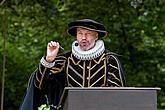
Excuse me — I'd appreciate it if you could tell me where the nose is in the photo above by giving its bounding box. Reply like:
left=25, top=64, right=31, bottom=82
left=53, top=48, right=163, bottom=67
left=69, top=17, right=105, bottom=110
left=82, top=33, right=87, bottom=40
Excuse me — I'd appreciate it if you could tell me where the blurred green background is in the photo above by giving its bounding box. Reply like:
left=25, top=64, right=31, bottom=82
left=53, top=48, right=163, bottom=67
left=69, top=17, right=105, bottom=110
left=0, top=0, right=165, bottom=110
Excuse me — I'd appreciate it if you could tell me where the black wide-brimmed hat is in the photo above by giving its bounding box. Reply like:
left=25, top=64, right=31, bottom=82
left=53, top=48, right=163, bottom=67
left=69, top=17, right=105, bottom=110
left=67, top=19, right=107, bottom=38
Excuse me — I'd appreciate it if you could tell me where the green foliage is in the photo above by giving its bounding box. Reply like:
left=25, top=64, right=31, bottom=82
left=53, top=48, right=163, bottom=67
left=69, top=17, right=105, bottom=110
left=0, top=0, right=165, bottom=110
left=38, top=104, right=50, bottom=110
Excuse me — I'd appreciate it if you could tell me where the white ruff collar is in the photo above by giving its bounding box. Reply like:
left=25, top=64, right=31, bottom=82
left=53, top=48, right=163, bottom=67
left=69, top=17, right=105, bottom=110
left=72, top=40, right=105, bottom=60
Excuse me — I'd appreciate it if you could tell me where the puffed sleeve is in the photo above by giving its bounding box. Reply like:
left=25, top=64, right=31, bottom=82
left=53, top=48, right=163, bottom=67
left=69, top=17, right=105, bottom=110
left=106, top=52, right=126, bottom=87
left=34, top=55, right=67, bottom=90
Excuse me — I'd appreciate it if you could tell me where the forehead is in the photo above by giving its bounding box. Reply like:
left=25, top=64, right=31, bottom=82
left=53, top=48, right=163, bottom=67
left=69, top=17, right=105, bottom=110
left=77, top=27, right=95, bottom=32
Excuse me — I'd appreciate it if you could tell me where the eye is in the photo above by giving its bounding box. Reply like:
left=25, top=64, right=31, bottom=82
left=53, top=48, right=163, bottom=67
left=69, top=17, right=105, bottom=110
left=77, top=32, right=82, bottom=35
left=86, top=32, right=92, bottom=35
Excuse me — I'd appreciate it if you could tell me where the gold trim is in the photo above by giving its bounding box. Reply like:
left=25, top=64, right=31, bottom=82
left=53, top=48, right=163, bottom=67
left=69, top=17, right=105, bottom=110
left=90, top=63, right=97, bottom=70
left=91, top=54, right=105, bottom=70
left=108, top=79, right=120, bottom=87
left=108, top=72, right=120, bottom=81
left=108, top=63, right=118, bottom=69
left=51, top=67, right=61, bottom=71
left=39, top=64, right=43, bottom=75
left=56, top=55, right=67, bottom=59
left=87, top=61, right=91, bottom=87
left=50, top=70, right=60, bottom=74
left=90, top=65, right=105, bottom=79
left=93, top=53, right=105, bottom=64
left=68, top=83, right=73, bottom=87
left=27, top=70, right=37, bottom=89
left=68, top=65, right=83, bottom=79
left=68, top=74, right=83, bottom=87
left=67, top=55, right=84, bottom=86
left=101, top=83, right=105, bottom=87
left=51, top=66, right=64, bottom=74
left=104, top=59, right=107, bottom=86
left=51, top=59, right=66, bottom=74
left=90, top=74, right=105, bottom=87
left=37, top=64, right=47, bottom=89
left=83, top=61, right=85, bottom=87
left=66, top=57, right=70, bottom=86
left=35, top=72, right=40, bottom=82
left=34, top=82, right=41, bottom=89
left=39, top=67, right=47, bottom=89
left=54, top=62, right=65, bottom=65
left=70, top=54, right=81, bottom=65
left=109, top=55, right=124, bottom=86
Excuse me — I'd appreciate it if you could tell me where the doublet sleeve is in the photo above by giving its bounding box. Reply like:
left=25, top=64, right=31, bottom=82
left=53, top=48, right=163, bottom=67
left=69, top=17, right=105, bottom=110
left=106, top=53, right=126, bottom=87
left=34, top=55, right=67, bottom=90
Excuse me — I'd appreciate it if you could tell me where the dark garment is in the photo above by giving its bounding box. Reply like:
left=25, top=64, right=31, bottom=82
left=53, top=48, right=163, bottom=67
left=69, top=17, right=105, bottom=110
left=19, top=71, right=35, bottom=110
left=19, top=51, right=126, bottom=110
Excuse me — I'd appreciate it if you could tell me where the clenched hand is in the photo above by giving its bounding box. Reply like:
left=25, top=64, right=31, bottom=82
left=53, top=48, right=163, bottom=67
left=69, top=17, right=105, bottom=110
left=46, top=41, right=60, bottom=62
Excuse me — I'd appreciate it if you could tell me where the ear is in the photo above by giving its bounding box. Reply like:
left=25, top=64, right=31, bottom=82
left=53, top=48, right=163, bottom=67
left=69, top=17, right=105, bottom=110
left=95, top=32, right=99, bottom=40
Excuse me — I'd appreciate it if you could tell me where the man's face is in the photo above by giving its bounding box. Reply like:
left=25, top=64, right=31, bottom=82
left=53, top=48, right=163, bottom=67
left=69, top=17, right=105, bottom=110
left=76, top=27, right=98, bottom=51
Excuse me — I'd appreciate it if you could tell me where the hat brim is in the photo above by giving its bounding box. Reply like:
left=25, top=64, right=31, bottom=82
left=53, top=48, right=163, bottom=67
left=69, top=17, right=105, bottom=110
left=67, top=26, right=107, bottom=38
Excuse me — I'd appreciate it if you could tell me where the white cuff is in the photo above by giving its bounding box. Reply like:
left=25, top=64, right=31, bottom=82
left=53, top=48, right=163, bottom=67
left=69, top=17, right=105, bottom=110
left=40, top=57, right=55, bottom=68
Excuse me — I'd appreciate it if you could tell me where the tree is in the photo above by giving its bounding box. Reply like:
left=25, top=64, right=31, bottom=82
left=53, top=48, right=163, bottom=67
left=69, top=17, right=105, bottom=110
left=0, top=0, right=165, bottom=109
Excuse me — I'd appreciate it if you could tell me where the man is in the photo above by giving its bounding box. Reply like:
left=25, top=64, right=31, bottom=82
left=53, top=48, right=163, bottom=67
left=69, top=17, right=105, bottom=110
left=19, top=19, right=126, bottom=110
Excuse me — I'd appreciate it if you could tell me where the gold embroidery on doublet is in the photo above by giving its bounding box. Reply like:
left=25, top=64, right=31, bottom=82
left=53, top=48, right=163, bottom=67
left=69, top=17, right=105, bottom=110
left=106, top=54, right=124, bottom=87
left=66, top=54, right=107, bottom=87
left=35, top=64, right=47, bottom=89
left=50, top=56, right=67, bottom=74
left=35, top=55, right=67, bottom=89
left=35, top=52, right=124, bottom=89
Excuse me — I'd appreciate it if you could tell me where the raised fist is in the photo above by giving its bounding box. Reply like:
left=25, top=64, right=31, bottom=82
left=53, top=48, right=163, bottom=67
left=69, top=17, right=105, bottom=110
left=46, top=41, right=60, bottom=62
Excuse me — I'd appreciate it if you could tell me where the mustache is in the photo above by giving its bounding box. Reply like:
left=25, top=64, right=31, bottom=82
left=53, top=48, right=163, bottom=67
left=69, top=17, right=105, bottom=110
left=80, top=40, right=88, bottom=43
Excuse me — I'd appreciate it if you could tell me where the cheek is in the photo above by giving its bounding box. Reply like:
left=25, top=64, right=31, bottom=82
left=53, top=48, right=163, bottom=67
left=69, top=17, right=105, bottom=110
left=76, top=36, right=81, bottom=42
left=90, top=36, right=98, bottom=42
left=87, top=38, right=96, bottom=46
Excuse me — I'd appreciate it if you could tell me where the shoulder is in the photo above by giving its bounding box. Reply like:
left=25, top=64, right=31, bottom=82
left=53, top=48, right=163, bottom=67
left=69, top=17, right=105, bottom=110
left=104, top=50, right=123, bottom=65
left=56, top=51, right=72, bottom=59
left=105, top=50, right=122, bottom=59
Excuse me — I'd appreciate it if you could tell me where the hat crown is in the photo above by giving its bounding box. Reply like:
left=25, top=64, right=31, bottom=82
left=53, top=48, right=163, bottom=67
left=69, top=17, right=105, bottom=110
left=68, top=19, right=105, bottom=30
left=67, top=19, right=107, bottom=37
